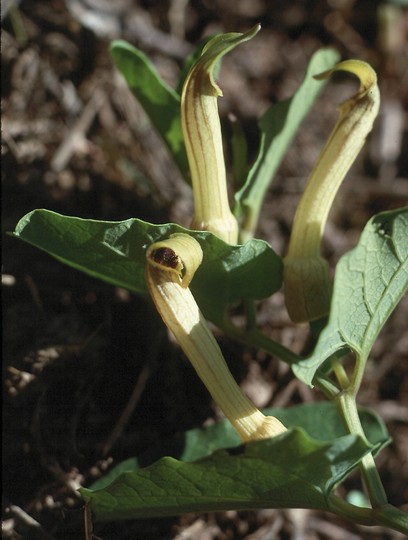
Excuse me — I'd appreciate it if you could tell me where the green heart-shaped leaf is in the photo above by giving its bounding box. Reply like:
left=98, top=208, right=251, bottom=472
left=90, top=402, right=389, bottom=491
left=80, top=429, right=376, bottom=521
left=13, top=209, right=282, bottom=324
left=293, top=208, right=408, bottom=385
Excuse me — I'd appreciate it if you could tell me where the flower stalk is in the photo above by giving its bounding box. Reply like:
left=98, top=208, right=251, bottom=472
left=146, top=233, right=286, bottom=442
left=181, top=25, right=260, bottom=244
left=284, top=60, right=380, bottom=322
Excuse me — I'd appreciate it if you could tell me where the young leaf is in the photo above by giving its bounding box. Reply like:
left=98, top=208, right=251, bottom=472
left=90, top=402, right=389, bottom=491
left=12, top=209, right=282, bottom=325
left=110, top=40, right=189, bottom=180
left=293, top=208, right=408, bottom=385
left=234, top=48, right=341, bottom=241
left=80, top=429, right=375, bottom=521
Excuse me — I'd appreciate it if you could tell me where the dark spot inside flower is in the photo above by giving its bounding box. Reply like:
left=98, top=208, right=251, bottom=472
left=151, top=247, right=179, bottom=269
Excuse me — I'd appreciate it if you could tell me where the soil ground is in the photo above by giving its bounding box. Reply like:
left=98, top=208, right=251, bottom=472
left=2, top=1, right=408, bottom=539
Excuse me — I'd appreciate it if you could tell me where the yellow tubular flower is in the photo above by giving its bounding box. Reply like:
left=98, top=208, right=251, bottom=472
left=146, top=233, right=286, bottom=442
left=181, top=25, right=260, bottom=244
left=284, top=60, right=380, bottom=323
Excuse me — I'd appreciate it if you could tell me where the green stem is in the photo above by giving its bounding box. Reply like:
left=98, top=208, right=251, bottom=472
left=328, top=495, right=408, bottom=534
left=222, top=319, right=340, bottom=397
left=222, top=320, right=301, bottom=366
left=312, top=371, right=340, bottom=400
left=243, top=299, right=257, bottom=330
left=230, top=115, right=248, bottom=189
left=373, top=504, right=408, bottom=534
left=335, top=389, right=388, bottom=508
left=350, top=350, right=367, bottom=397
left=332, top=348, right=388, bottom=508
left=331, top=357, right=350, bottom=389
left=328, top=494, right=375, bottom=526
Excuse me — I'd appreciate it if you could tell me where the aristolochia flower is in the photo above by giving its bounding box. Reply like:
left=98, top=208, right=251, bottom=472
left=181, top=25, right=260, bottom=244
left=146, top=233, right=286, bottom=442
left=283, top=60, right=380, bottom=323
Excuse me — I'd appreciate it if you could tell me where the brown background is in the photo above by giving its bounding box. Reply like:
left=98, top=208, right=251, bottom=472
left=2, top=1, right=407, bottom=538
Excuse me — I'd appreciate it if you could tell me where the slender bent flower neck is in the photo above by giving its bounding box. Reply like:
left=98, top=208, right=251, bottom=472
left=181, top=25, right=260, bottom=244
left=146, top=233, right=286, bottom=442
left=284, top=60, right=380, bottom=323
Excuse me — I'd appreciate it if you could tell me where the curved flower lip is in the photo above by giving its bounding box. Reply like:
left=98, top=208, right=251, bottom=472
left=146, top=233, right=203, bottom=287
left=146, top=233, right=287, bottom=442
left=180, top=25, right=260, bottom=244
left=284, top=60, right=380, bottom=323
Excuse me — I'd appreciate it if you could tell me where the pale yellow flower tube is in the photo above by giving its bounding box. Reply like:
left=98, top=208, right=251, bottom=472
left=146, top=233, right=286, bottom=442
left=284, top=60, right=380, bottom=323
left=181, top=26, right=260, bottom=243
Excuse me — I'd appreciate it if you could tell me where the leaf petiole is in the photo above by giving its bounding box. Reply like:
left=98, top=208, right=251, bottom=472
left=331, top=357, right=351, bottom=390
left=328, top=495, right=408, bottom=535
left=221, top=319, right=301, bottom=366
left=335, top=389, right=388, bottom=508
